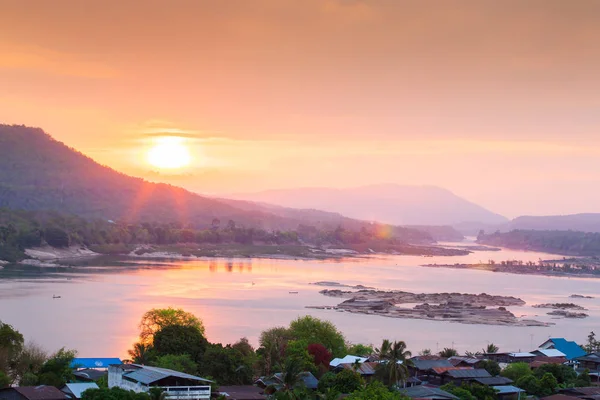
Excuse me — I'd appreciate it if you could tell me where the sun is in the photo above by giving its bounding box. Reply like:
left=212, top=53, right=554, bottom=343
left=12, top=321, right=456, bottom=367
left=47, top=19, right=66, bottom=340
left=147, top=136, right=192, bottom=169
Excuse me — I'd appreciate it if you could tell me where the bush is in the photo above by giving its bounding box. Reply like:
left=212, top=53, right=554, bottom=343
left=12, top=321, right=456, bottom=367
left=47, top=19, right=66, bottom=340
left=44, top=227, right=70, bottom=248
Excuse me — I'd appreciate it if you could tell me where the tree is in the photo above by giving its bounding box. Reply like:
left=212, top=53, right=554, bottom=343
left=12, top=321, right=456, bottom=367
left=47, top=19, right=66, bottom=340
left=438, top=348, right=458, bottom=358
left=533, top=363, right=576, bottom=385
left=138, top=308, right=204, bottom=344
left=346, top=381, right=408, bottom=399
left=285, top=339, right=316, bottom=373
left=127, top=342, right=156, bottom=365
left=0, top=371, right=10, bottom=389
left=44, top=227, right=70, bottom=248
left=0, top=320, right=24, bottom=381
left=37, top=348, right=76, bottom=387
left=332, top=369, right=363, bottom=394
left=82, top=387, right=151, bottom=400
left=501, top=362, right=532, bottom=382
left=585, top=331, right=600, bottom=353
left=201, top=344, right=253, bottom=385
left=14, top=342, right=47, bottom=384
left=317, top=372, right=337, bottom=393
left=479, top=360, right=501, bottom=377
left=375, top=340, right=411, bottom=388
left=574, top=369, right=592, bottom=387
left=153, top=325, right=208, bottom=362
left=347, top=344, right=373, bottom=357
left=483, top=343, right=499, bottom=354
left=440, top=383, right=476, bottom=400
left=277, top=357, right=306, bottom=399
left=515, top=375, right=541, bottom=396
left=258, top=327, right=293, bottom=375
left=419, top=349, right=432, bottom=356
left=538, top=372, right=558, bottom=396
left=152, top=354, right=197, bottom=375
left=288, top=316, right=346, bottom=357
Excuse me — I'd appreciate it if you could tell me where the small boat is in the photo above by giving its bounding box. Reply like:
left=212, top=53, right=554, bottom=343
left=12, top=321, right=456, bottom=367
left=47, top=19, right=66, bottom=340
left=289, top=291, right=299, bottom=294
left=52, top=295, right=62, bottom=299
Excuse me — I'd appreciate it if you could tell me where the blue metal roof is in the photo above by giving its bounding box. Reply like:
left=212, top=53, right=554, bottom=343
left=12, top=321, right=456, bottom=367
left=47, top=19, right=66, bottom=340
left=545, top=338, right=586, bottom=360
left=70, top=358, right=122, bottom=369
left=124, top=365, right=212, bottom=385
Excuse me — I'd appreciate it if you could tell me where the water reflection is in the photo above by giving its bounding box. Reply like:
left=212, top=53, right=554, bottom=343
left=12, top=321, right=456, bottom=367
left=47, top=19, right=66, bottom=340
left=0, top=250, right=598, bottom=359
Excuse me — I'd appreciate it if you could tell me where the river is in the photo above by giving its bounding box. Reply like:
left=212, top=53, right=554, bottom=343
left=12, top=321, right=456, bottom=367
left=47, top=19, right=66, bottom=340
left=0, top=244, right=598, bottom=358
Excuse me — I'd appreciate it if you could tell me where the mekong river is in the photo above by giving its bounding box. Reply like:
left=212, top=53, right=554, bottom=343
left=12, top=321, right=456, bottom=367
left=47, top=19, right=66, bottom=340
left=1, top=244, right=598, bottom=357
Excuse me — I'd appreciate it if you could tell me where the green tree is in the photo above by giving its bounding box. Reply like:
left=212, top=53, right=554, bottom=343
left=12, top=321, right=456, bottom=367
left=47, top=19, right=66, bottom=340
left=44, top=227, right=70, bottom=248
left=14, top=342, right=47, bottom=384
left=574, top=369, right=592, bottom=387
left=153, top=324, right=208, bottom=362
left=288, top=316, right=346, bottom=357
left=438, top=348, right=458, bottom=358
left=533, top=363, right=576, bottom=385
left=346, top=381, right=408, bottom=399
left=38, top=348, right=76, bottom=387
left=152, top=354, right=197, bottom=375
left=138, top=308, right=204, bottom=344
left=515, top=375, right=540, bottom=396
left=375, top=340, right=411, bottom=388
left=0, top=371, right=10, bottom=388
left=483, top=343, right=499, bottom=354
left=501, top=362, right=532, bottom=382
left=538, top=372, right=558, bottom=396
left=585, top=331, right=600, bottom=353
left=127, top=342, right=156, bottom=365
left=332, top=369, right=363, bottom=394
left=276, top=357, right=306, bottom=400
left=440, top=383, right=476, bottom=400
left=317, top=372, right=337, bottom=393
left=81, top=387, right=151, bottom=400
left=201, top=344, right=253, bottom=385
left=347, top=344, right=373, bottom=357
left=257, top=327, right=293, bottom=375
left=285, top=340, right=316, bottom=374
left=0, top=320, right=24, bottom=381
left=479, top=360, right=501, bottom=377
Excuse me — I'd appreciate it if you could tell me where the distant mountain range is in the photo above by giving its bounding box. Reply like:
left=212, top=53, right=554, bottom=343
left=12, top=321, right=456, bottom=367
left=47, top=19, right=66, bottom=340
left=230, top=185, right=508, bottom=227
left=0, top=124, right=431, bottom=242
left=506, top=214, right=600, bottom=233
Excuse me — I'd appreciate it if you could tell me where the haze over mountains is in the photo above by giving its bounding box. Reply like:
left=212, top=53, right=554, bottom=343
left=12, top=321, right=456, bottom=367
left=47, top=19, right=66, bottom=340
left=231, top=185, right=508, bottom=227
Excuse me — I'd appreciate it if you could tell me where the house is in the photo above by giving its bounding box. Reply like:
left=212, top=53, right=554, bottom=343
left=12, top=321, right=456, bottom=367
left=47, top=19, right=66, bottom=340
left=507, top=352, right=536, bottom=364
left=215, top=386, right=266, bottom=400
left=398, top=385, right=459, bottom=399
left=70, top=358, right=122, bottom=370
left=335, top=362, right=378, bottom=379
left=538, top=338, right=586, bottom=361
left=0, top=387, right=68, bottom=400
left=254, top=372, right=319, bottom=391
left=575, top=352, right=600, bottom=371
left=108, top=364, right=212, bottom=399
left=472, top=376, right=514, bottom=387
left=443, top=368, right=492, bottom=385
left=329, top=355, right=368, bottom=368
left=448, top=356, right=484, bottom=368
left=72, top=369, right=107, bottom=382
left=493, top=385, right=526, bottom=400
left=531, top=349, right=567, bottom=359
left=61, top=383, right=99, bottom=399
left=558, top=387, right=600, bottom=398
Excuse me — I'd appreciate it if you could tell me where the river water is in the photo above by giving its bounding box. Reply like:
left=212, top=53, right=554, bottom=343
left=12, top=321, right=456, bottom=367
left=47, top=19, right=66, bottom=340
left=0, top=244, right=598, bottom=358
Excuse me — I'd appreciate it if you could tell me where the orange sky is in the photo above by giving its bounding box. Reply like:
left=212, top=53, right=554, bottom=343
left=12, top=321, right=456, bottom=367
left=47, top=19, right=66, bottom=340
left=1, top=0, right=599, bottom=217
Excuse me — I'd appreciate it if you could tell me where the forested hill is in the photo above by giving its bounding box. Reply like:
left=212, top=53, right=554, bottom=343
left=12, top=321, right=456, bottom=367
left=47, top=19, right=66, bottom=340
left=0, top=124, right=432, bottom=243
left=477, top=230, right=600, bottom=256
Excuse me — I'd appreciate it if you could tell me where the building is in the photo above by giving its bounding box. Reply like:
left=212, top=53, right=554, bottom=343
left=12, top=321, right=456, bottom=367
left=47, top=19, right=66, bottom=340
left=72, top=369, right=107, bottom=383
left=493, top=385, right=526, bottom=400
left=448, top=356, right=484, bottom=369
left=0, top=387, right=68, bottom=400
left=61, top=383, right=99, bottom=399
left=443, top=368, right=492, bottom=385
left=483, top=352, right=536, bottom=364
left=329, top=355, right=368, bottom=368
left=398, top=385, right=459, bottom=399
left=334, top=362, right=378, bottom=380
left=575, top=352, right=600, bottom=371
left=108, top=364, right=212, bottom=399
left=214, top=386, right=266, bottom=400
left=70, top=358, right=122, bottom=370
left=255, top=371, right=319, bottom=392
left=531, top=349, right=567, bottom=359
left=538, top=338, right=586, bottom=361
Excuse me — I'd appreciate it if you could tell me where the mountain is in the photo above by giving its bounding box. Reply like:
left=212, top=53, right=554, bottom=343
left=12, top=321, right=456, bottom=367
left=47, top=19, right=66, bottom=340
left=507, top=214, right=600, bottom=233
left=0, top=124, right=432, bottom=242
left=230, top=184, right=508, bottom=226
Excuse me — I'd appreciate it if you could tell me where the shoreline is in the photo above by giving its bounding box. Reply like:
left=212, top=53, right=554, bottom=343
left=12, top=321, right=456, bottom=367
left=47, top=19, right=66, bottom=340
left=421, top=262, right=600, bottom=280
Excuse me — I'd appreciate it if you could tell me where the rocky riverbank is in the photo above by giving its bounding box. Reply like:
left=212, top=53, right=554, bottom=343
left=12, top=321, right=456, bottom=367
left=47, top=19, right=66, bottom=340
left=308, top=285, right=548, bottom=326
left=308, top=285, right=548, bottom=327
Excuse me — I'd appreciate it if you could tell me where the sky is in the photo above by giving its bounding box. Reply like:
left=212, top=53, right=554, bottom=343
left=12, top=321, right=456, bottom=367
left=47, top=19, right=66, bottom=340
left=1, top=0, right=599, bottom=218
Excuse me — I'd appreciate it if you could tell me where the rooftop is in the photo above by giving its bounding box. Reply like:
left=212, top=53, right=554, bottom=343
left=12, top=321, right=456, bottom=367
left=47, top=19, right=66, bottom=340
left=493, top=385, right=526, bottom=395
left=445, top=368, right=491, bottom=379
left=216, top=386, right=266, bottom=400
left=124, top=365, right=212, bottom=385
left=70, top=358, right=122, bottom=369
left=399, top=385, right=459, bottom=399
left=61, top=383, right=99, bottom=399
left=540, top=338, right=586, bottom=360
left=411, top=358, right=454, bottom=371
left=0, top=386, right=69, bottom=400
left=533, top=348, right=567, bottom=358
left=329, top=355, right=368, bottom=367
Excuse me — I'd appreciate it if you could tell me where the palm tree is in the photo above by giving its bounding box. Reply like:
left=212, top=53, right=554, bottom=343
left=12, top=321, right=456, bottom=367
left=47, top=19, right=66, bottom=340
left=483, top=343, right=499, bottom=354
left=128, top=342, right=153, bottom=364
left=375, top=339, right=412, bottom=388
left=279, top=357, right=305, bottom=399
left=438, top=348, right=458, bottom=358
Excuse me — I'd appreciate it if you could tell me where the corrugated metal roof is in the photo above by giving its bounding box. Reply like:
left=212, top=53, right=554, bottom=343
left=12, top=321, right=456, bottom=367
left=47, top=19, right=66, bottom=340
left=493, top=385, right=525, bottom=395
left=339, top=362, right=378, bottom=375
left=534, top=349, right=566, bottom=358
left=272, top=372, right=318, bottom=390
left=474, top=377, right=513, bottom=385
left=62, top=383, right=99, bottom=399
left=329, top=355, right=368, bottom=367
left=411, top=359, right=454, bottom=371
left=124, top=365, right=211, bottom=385
left=70, top=358, right=122, bottom=369
left=431, top=367, right=472, bottom=375
left=508, top=352, right=535, bottom=358
left=9, top=386, right=68, bottom=400
left=399, top=386, right=459, bottom=399
left=446, top=368, right=491, bottom=379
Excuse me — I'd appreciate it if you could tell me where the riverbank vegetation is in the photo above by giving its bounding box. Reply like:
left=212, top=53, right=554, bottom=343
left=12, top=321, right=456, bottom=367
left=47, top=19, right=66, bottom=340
left=0, top=208, right=467, bottom=263
left=478, top=229, right=600, bottom=256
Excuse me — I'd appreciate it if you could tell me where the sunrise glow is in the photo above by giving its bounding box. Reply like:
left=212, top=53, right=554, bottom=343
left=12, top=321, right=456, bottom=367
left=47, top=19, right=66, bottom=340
left=147, top=136, right=191, bottom=169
